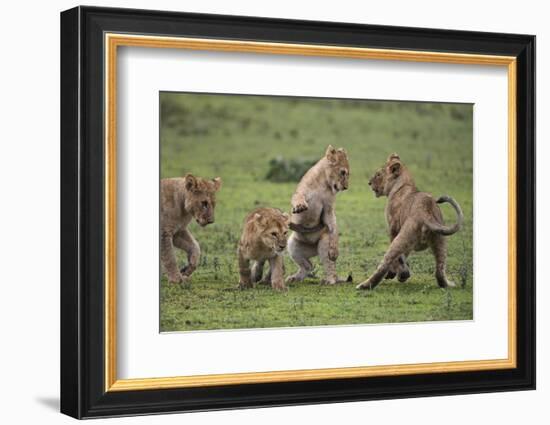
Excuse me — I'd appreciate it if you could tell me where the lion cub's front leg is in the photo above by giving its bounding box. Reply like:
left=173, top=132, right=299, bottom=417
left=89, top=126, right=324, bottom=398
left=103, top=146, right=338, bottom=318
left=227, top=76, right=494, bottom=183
left=291, top=192, right=308, bottom=214
left=237, top=247, right=253, bottom=289
left=269, top=255, right=287, bottom=291
left=160, top=230, right=187, bottom=284
left=173, top=229, right=201, bottom=277
left=357, top=228, right=414, bottom=290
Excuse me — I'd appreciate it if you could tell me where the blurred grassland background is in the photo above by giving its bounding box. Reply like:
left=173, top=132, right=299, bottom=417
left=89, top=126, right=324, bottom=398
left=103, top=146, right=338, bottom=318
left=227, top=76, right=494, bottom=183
left=160, top=92, right=473, bottom=332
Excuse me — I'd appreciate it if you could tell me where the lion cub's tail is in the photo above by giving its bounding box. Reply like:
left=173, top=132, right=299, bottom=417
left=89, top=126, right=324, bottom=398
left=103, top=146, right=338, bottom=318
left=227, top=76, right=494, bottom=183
left=425, top=195, right=464, bottom=236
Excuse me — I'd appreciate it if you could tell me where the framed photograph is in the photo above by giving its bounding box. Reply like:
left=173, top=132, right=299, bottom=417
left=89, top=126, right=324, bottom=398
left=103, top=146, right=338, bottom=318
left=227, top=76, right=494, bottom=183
left=60, top=6, right=535, bottom=419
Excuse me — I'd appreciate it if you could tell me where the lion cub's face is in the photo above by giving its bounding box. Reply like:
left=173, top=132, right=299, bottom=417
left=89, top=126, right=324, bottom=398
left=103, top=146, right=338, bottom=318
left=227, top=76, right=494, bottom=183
left=368, top=153, right=403, bottom=197
left=324, top=145, right=350, bottom=193
left=250, top=208, right=290, bottom=254
left=183, top=174, right=222, bottom=227
left=368, top=168, right=386, bottom=197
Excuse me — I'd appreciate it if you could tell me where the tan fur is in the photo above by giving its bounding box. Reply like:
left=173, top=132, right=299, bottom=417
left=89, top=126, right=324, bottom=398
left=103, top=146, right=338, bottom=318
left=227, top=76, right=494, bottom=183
left=286, top=145, right=350, bottom=285
left=160, top=174, right=221, bottom=284
left=237, top=208, right=290, bottom=291
left=368, top=168, right=411, bottom=282
left=357, top=153, right=463, bottom=290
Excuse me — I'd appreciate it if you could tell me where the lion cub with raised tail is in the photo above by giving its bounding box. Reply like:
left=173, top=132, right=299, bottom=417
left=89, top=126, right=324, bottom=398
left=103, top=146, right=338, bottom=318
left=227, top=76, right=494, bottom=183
left=286, top=145, right=350, bottom=285
left=161, top=174, right=221, bottom=285
left=356, top=154, right=463, bottom=291
left=238, top=208, right=290, bottom=291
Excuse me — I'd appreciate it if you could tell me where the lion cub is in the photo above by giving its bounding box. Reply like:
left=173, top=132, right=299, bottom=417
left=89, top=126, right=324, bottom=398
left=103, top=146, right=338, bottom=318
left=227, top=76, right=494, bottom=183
left=356, top=154, right=463, bottom=290
left=286, top=145, right=350, bottom=285
left=237, top=208, right=290, bottom=291
left=161, top=174, right=221, bottom=285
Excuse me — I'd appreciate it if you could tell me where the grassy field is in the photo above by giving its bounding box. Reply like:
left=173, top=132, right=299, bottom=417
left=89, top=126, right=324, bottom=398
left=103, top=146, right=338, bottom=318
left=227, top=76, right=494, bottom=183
left=159, top=92, right=473, bottom=332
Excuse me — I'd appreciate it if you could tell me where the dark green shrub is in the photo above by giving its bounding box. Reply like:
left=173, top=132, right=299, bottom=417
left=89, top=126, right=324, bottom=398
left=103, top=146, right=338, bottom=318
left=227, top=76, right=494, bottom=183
left=265, top=156, right=317, bottom=182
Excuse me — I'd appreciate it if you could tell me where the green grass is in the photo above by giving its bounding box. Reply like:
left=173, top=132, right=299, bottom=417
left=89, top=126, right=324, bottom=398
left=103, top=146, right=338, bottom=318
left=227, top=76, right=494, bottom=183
left=160, top=92, right=473, bottom=332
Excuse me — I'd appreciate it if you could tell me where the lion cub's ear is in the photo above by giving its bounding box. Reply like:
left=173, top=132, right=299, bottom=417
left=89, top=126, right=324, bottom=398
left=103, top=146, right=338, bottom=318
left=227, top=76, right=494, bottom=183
left=212, top=177, right=222, bottom=192
left=184, top=173, right=198, bottom=192
left=388, top=160, right=402, bottom=176
left=325, top=145, right=337, bottom=163
left=253, top=212, right=266, bottom=228
left=386, top=153, right=402, bottom=176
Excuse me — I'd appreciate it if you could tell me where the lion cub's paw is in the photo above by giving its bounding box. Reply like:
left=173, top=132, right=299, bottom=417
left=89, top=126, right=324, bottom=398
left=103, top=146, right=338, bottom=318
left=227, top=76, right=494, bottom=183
left=271, top=281, right=288, bottom=292
left=321, top=277, right=338, bottom=285
left=356, top=281, right=374, bottom=290
left=397, top=270, right=411, bottom=283
left=292, top=201, right=309, bottom=214
left=168, top=273, right=190, bottom=287
left=322, top=274, right=352, bottom=285
left=284, top=274, right=297, bottom=284
left=167, top=273, right=181, bottom=284
left=180, top=264, right=195, bottom=277
left=385, top=270, right=396, bottom=280
left=238, top=281, right=254, bottom=290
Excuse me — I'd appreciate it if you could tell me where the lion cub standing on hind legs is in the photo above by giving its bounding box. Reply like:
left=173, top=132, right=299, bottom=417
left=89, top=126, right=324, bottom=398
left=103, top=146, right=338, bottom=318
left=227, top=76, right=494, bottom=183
left=286, top=145, right=351, bottom=285
left=160, top=174, right=221, bottom=285
left=356, top=153, right=463, bottom=290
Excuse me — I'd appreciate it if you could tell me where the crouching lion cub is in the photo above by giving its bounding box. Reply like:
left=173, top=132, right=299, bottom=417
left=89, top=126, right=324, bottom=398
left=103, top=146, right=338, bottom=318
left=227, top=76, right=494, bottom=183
left=286, top=145, right=351, bottom=285
left=161, top=174, right=221, bottom=285
left=356, top=153, right=463, bottom=291
left=237, top=208, right=290, bottom=291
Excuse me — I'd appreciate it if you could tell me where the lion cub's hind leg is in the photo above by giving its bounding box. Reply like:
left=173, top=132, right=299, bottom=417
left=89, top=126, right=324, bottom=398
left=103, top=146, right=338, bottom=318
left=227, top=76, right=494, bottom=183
left=318, top=232, right=340, bottom=285
left=431, top=236, right=455, bottom=288
left=286, top=233, right=316, bottom=284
